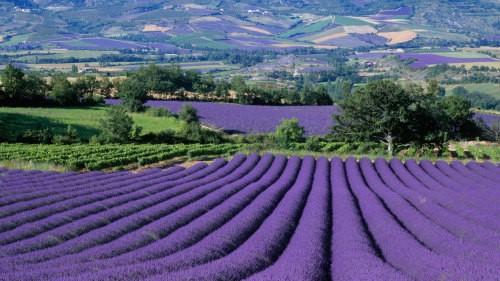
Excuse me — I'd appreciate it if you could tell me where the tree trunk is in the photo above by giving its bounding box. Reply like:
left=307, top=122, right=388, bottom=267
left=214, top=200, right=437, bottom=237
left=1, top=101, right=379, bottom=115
left=386, top=133, right=394, bottom=156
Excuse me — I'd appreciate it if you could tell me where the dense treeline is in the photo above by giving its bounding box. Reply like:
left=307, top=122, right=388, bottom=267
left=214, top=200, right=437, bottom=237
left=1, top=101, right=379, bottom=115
left=0, top=64, right=110, bottom=106
left=426, top=64, right=500, bottom=84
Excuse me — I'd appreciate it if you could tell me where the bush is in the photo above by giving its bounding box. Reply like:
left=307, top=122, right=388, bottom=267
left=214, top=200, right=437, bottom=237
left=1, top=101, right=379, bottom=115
left=275, top=118, right=305, bottom=148
left=146, top=107, right=173, bottom=117
left=17, top=128, right=53, bottom=144
left=53, top=125, right=80, bottom=144
left=97, top=106, right=135, bottom=143
left=178, top=104, right=199, bottom=124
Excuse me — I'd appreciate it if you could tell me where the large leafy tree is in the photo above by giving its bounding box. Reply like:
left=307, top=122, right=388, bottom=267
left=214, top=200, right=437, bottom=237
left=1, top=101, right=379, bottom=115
left=1, top=64, right=26, bottom=103
left=50, top=75, right=79, bottom=106
left=118, top=77, right=148, bottom=112
left=333, top=80, right=479, bottom=154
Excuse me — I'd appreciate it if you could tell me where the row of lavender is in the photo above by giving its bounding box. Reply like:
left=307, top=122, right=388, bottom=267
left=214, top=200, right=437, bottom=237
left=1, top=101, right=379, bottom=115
left=0, top=155, right=499, bottom=281
left=107, top=99, right=500, bottom=136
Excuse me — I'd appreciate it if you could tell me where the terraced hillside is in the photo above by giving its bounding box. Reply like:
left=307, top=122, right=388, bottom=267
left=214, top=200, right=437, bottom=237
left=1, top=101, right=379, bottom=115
left=0, top=154, right=499, bottom=280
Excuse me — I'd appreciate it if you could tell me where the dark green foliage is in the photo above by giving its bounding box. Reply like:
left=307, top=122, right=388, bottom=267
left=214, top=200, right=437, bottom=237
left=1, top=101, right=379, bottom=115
left=17, top=128, right=53, bottom=144
left=333, top=80, right=481, bottom=154
left=178, top=104, right=199, bottom=124
left=145, top=107, right=173, bottom=117
left=275, top=118, right=305, bottom=148
left=97, top=106, right=135, bottom=143
left=53, top=125, right=80, bottom=144
left=118, top=77, right=148, bottom=112
left=50, top=75, right=79, bottom=106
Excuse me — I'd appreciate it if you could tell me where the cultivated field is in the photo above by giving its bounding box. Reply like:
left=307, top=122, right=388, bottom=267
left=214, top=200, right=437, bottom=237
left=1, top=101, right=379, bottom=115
left=105, top=100, right=500, bottom=135
left=0, top=154, right=499, bottom=280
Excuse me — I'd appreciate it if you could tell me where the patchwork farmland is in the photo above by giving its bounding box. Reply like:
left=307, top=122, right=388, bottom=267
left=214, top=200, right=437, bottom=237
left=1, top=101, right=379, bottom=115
left=0, top=155, right=499, bottom=281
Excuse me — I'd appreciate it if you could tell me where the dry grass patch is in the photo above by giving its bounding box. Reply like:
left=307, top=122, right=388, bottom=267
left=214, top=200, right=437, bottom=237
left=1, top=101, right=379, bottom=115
left=379, top=30, right=417, bottom=45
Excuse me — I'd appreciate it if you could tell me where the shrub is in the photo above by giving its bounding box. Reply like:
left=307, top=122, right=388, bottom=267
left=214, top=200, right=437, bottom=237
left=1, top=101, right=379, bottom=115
left=97, top=106, right=135, bottom=143
left=275, top=118, right=305, bottom=148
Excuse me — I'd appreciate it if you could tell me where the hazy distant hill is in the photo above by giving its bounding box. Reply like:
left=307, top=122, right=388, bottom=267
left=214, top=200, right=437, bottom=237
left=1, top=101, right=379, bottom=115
left=0, top=0, right=498, bottom=51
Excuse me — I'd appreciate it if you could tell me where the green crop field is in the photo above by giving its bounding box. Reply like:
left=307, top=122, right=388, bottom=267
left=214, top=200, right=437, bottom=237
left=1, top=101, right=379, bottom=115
left=333, top=16, right=373, bottom=26
left=0, top=143, right=245, bottom=170
left=279, top=18, right=332, bottom=38
left=0, top=106, right=182, bottom=141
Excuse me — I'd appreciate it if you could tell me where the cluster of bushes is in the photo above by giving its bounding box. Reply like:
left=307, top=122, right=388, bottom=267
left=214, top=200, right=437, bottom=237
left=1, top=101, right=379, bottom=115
left=16, top=125, right=80, bottom=145
left=0, top=64, right=110, bottom=106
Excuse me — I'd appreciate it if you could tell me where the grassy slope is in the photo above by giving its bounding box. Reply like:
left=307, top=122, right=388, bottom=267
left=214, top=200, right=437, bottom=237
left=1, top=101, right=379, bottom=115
left=0, top=106, right=182, bottom=141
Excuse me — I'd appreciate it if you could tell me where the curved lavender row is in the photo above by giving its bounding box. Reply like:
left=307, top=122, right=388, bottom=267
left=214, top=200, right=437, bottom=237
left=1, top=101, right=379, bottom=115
left=0, top=170, right=159, bottom=208
left=466, top=161, right=500, bottom=182
left=380, top=159, right=500, bottom=250
left=405, top=160, right=496, bottom=214
left=330, top=158, right=412, bottom=281
left=360, top=158, right=500, bottom=265
left=244, top=157, right=330, bottom=281
left=0, top=169, right=167, bottom=220
left=449, top=161, right=499, bottom=187
left=0, top=163, right=207, bottom=235
left=481, top=161, right=500, bottom=173
left=1, top=166, right=183, bottom=203
left=346, top=157, right=500, bottom=280
left=435, top=160, right=499, bottom=191
left=9, top=155, right=290, bottom=281
left=144, top=157, right=316, bottom=281
left=54, top=157, right=304, bottom=281
left=0, top=155, right=252, bottom=264
left=25, top=154, right=276, bottom=270
left=426, top=160, right=500, bottom=213
left=0, top=161, right=220, bottom=255
left=0, top=166, right=199, bottom=246
left=404, top=160, right=500, bottom=230
left=0, top=171, right=108, bottom=195
left=0, top=170, right=90, bottom=191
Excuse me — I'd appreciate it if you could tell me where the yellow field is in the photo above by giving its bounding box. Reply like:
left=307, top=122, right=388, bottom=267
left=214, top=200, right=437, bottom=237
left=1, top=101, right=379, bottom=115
left=379, top=31, right=417, bottom=45
left=142, top=24, right=171, bottom=33
left=239, top=25, right=272, bottom=35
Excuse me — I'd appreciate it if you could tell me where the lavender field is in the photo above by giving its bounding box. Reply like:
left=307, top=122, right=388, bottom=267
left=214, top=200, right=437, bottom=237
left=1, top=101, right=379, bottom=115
left=106, top=100, right=500, bottom=135
left=0, top=154, right=499, bottom=281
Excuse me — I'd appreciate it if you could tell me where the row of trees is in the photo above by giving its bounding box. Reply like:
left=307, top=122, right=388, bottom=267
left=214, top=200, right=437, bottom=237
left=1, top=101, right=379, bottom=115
left=118, top=64, right=338, bottom=112
left=0, top=64, right=111, bottom=106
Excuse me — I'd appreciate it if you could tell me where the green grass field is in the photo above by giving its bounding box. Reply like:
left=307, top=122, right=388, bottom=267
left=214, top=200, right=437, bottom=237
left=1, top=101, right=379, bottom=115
left=0, top=106, right=182, bottom=141
left=279, top=18, right=332, bottom=38
left=333, top=16, right=373, bottom=26
left=445, top=83, right=500, bottom=99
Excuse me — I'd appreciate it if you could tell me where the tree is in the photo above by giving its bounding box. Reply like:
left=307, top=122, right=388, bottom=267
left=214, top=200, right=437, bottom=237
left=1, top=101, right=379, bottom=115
left=440, top=96, right=479, bottom=139
left=231, top=76, right=248, bottom=104
left=275, top=118, right=305, bottom=148
left=333, top=80, right=440, bottom=155
left=119, top=77, right=148, bottom=112
left=97, top=106, right=135, bottom=143
left=426, top=79, right=445, bottom=96
left=1, top=64, right=26, bottom=103
left=214, top=80, right=230, bottom=101
left=178, top=104, right=199, bottom=124
left=50, top=75, right=78, bottom=105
